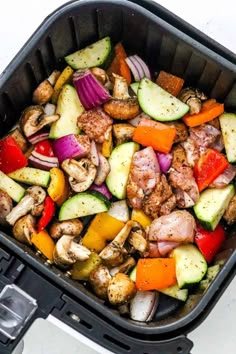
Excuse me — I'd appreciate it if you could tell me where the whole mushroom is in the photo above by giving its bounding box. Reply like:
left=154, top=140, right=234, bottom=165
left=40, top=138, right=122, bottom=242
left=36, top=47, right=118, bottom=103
left=50, top=219, right=83, bottom=239
left=0, top=190, right=13, bottom=226
left=107, top=273, right=136, bottom=306
left=53, top=235, right=91, bottom=267
left=20, top=105, right=59, bottom=137
left=61, top=158, right=96, bottom=193
left=103, top=74, right=140, bottom=120
left=89, top=264, right=112, bottom=300
left=13, top=214, right=36, bottom=245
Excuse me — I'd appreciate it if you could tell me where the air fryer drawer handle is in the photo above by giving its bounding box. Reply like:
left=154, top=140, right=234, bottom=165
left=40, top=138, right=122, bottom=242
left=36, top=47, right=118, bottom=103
left=52, top=294, right=193, bottom=354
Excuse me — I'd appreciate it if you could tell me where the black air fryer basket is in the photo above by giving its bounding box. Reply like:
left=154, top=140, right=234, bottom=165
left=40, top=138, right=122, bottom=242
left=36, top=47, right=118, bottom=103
left=0, top=1, right=236, bottom=353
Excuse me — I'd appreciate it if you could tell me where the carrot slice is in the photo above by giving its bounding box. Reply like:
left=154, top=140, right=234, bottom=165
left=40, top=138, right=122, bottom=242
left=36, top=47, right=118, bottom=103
left=182, top=99, right=224, bottom=127
left=136, top=258, right=177, bottom=290
left=107, top=42, right=131, bottom=84
left=119, top=57, right=131, bottom=85
left=156, top=71, right=184, bottom=96
left=132, top=117, right=176, bottom=153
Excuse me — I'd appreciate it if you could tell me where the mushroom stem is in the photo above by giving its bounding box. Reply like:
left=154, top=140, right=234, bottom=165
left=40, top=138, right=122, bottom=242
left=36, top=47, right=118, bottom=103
left=112, top=74, right=130, bottom=99
left=6, top=186, right=46, bottom=226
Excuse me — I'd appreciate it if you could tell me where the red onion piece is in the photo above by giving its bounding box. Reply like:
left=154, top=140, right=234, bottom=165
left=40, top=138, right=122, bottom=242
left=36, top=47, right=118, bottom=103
left=29, top=151, right=59, bottom=170
left=125, top=55, right=151, bottom=81
left=73, top=69, right=111, bottom=110
left=53, top=134, right=90, bottom=163
left=130, top=291, right=159, bottom=322
left=128, top=112, right=151, bottom=127
left=89, top=183, right=112, bottom=200
left=125, top=57, right=141, bottom=82
left=28, top=129, right=49, bottom=144
left=156, top=152, right=172, bottom=173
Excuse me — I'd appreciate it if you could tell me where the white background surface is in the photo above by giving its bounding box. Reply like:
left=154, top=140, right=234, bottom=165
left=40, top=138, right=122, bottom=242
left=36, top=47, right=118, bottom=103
left=0, top=1, right=236, bottom=353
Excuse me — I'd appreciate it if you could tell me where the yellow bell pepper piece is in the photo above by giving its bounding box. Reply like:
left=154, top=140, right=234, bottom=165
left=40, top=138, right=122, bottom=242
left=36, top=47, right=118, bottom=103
left=131, top=209, right=152, bottom=228
left=82, top=212, right=125, bottom=252
left=102, top=127, right=113, bottom=158
left=31, top=230, right=55, bottom=262
left=48, top=168, right=68, bottom=206
left=51, top=66, right=74, bottom=104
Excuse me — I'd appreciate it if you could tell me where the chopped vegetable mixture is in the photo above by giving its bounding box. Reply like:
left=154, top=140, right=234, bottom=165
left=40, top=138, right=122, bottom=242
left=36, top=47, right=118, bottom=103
left=0, top=37, right=235, bottom=323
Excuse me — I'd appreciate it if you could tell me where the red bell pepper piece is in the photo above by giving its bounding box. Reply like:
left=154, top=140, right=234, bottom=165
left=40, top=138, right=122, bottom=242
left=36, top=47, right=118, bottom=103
left=195, top=222, right=226, bottom=263
left=34, top=140, right=55, bottom=157
left=194, top=149, right=229, bottom=192
left=37, top=196, right=55, bottom=232
left=0, top=136, right=28, bottom=174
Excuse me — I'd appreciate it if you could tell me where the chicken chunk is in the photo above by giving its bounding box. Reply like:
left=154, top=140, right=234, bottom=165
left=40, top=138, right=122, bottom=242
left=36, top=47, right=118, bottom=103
left=78, top=108, right=113, bottom=143
left=148, top=210, right=196, bottom=243
left=127, top=147, right=160, bottom=209
left=142, top=175, right=176, bottom=219
left=168, top=145, right=199, bottom=208
left=0, top=190, right=13, bottom=225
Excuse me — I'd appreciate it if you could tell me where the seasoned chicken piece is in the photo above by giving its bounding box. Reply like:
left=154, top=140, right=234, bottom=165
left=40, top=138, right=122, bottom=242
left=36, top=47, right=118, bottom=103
left=149, top=210, right=196, bottom=243
left=223, top=195, right=236, bottom=225
left=209, top=165, right=236, bottom=189
left=142, top=175, right=176, bottom=219
left=168, top=145, right=199, bottom=208
left=166, top=121, right=188, bottom=143
left=77, top=108, right=113, bottom=143
left=182, top=124, right=221, bottom=166
left=127, top=147, right=160, bottom=209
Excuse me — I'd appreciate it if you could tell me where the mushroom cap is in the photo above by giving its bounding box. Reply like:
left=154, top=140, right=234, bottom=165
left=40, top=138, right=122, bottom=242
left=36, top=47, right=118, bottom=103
left=62, top=158, right=96, bottom=193
left=13, top=214, right=36, bottom=245
left=49, top=219, right=83, bottom=239
left=20, top=105, right=59, bottom=137
left=107, top=273, right=136, bottom=306
left=89, top=264, right=111, bottom=300
left=53, top=235, right=90, bottom=267
left=103, top=98, right=140, bottom=120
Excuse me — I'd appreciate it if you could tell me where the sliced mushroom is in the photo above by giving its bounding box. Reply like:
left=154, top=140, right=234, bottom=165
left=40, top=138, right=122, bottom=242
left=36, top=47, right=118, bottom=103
left=90, top=67, right=112, bottom=90
left=6, top=186, right=46, bottom=226
left=89, top=264, right=111, bottom=300
left=178, top=87, right=207, bottom=115
left=113, top=123, right=135, bottom=145
left=50, top=220, right=83, bottom=239
left=32, top=80, right=54, bottom=105
left=109, top=257, right=136, bottom=277
left=0, top=190, right=13, bottom=226
left=94, top=153, right=110, bottom=185
left=20, top=105, right=59, bottom=137
left=103, top=74, right=140, bottom=120
left=128, top=223, right=148, bottom=255
left=107, top=273, right=136, bottom=306
left=61, top=158, right=97, bottom=193
left=53, top=235, right=91, bottom=267
left=13, top=214, right=36, bottom=245
left=31, top=202, right=44, bottom=217
left=99, top=220, right=136, bottom=267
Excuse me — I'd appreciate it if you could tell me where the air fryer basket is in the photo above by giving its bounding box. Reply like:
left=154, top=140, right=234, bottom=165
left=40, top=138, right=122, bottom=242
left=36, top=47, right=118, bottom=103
left=0, top=0, right=236, bottom=352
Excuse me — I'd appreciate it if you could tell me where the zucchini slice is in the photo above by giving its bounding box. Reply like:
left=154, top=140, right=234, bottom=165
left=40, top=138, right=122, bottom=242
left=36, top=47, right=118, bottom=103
left=194, top=185, right=235, bottom=231
left=137, top=78, right=189, bottom=121
left=59, top=192, right=110, bottom=221
left=65, top=37, right=112, bottom=70
left=219, top=113, right=236, bottom=162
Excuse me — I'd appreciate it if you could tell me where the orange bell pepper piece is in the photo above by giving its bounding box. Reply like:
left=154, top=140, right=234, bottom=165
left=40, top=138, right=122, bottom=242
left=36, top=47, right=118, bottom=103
left=136, top=258, right=177, bottom=290
left=31, top=230, right=55, bottom=262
